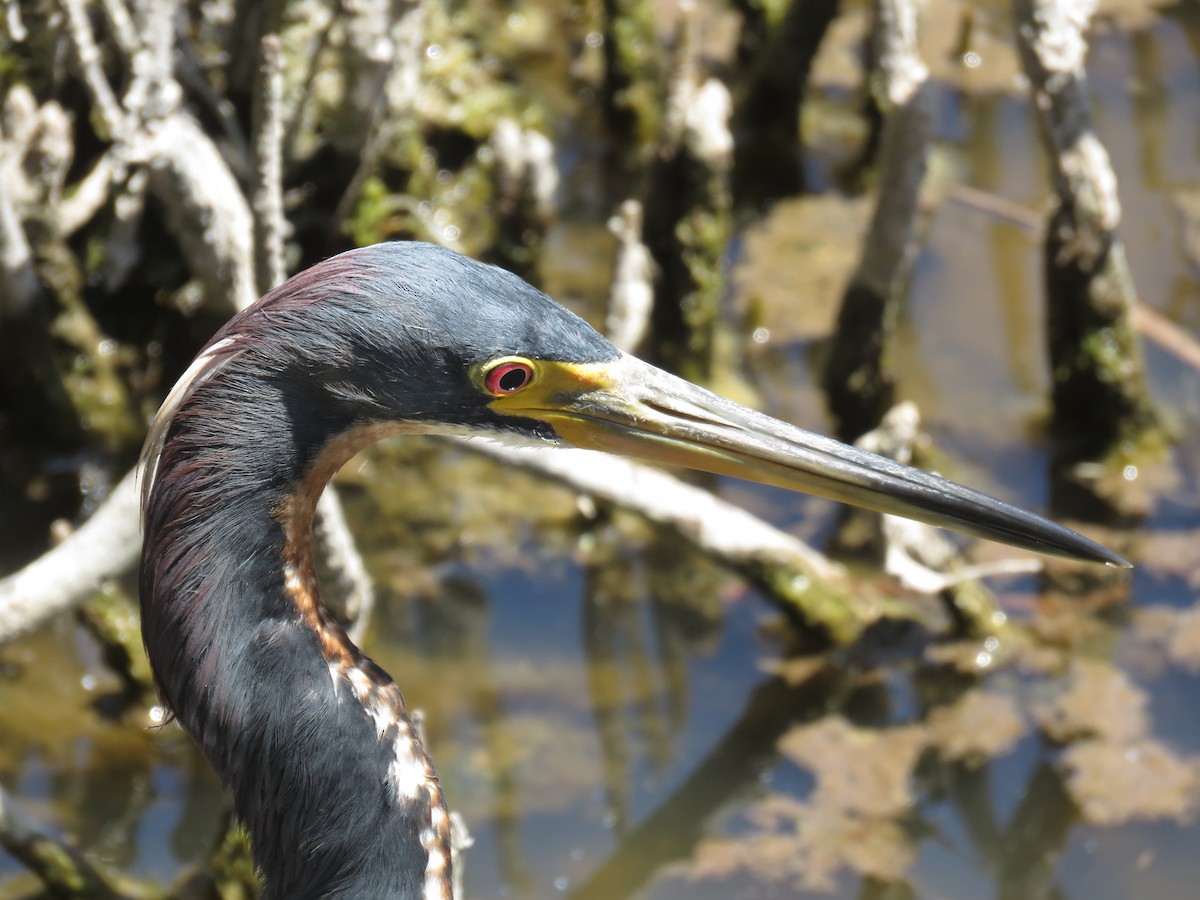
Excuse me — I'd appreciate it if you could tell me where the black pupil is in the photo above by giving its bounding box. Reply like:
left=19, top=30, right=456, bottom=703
left=498, top=367, right=527, bottom=391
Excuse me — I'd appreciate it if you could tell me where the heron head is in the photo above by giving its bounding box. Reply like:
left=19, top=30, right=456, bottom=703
left=148, top=241, right=1128, bottom=568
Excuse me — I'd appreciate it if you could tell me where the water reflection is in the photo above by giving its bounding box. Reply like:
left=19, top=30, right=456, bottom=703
left=581, top=525, right=729, bottom=838
left=577, top=672, right=844, bottom=900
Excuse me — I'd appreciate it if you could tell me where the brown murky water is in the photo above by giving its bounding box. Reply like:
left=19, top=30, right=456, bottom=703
left=3, top=3, right=1200, bottom=899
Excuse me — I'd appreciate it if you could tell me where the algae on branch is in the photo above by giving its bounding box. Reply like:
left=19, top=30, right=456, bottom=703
left=602, top=0, right=665, bottom=145
left=79, top=582, right=153, bottom=694
left=37, top=237, right=142, bottom=450
left=337, top=2, right=556, bottom=261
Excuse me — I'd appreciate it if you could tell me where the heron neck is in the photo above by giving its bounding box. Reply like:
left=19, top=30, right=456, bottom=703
left=140, top=388, right=452, bottom=899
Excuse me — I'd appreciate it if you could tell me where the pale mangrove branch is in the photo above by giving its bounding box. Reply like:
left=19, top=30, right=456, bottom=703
left=642, top=2, right=733, bottom=383
left=859, top=404, right=1019, bottom=637
left=823, top=0, right=932, bottom=443
left=489, top=118, right=558, bottom=280
left=0, top=87, right=85, bottom=446
left=1012, top=0, right=1162, bottom=480
left=605, top=198, right=656, bottom=354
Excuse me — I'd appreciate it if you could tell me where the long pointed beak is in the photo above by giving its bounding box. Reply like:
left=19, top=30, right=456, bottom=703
left=506, top=354, right=1129, bottom=568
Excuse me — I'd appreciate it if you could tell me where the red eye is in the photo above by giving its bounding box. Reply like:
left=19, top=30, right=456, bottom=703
left=485, top=361, right=534, bottom=395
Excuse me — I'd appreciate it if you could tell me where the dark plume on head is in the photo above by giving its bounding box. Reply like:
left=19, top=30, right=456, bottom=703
left=210, top=241, right=619, bottom=429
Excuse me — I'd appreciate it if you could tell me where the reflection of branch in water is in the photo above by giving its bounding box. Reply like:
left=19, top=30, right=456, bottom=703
left=409, top=577, right=535, bottom=895
left=567, top=670, right=848, bottom=900
left=581, top=520, right=737, bottom=834
left=909, top=667, right=1075, bottom=900
left=0, top=784, right=131, bottom=898
left=461, top=438, right=867, bottom=640
left=994, top=761, right=1076, bottom=900
left=938, top=758, right=1076, bottom=900
left=462, top=593, right=536, bottom=898
left=643, top=530, right=727, bottom=732
left=581, top=534, right=640, bottom=835
left=646, top=585, right=696, bottom=739
left=634, top=646, right=676, bottom=776
left=623, top=588, right=674, bottom=776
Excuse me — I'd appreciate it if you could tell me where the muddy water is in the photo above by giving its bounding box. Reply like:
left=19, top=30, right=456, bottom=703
left=3, top=5, right=1200, bottom=900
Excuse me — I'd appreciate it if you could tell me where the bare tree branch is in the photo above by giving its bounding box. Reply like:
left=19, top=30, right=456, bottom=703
left=3, top=0, right=26, bottom=41
left=823, top=0, right=932, bottom=442
left=253, top=34, right=287, bottom=294
left=605, top=199, right=654, bottom=353
left=143, top=112, right=258, bottom=312
left=60, top=0, right=130, bottom=140
left=58, top=151, right=119, bottom=237
left=315, top=489, right=377, bottom=645
left=0, top=124, right=41, bottom=318
left=330, top=0, right=427, bottom=235
left=0, top=469, right=139, bottom=645
left=1012, top=0, right=1161, bottom=467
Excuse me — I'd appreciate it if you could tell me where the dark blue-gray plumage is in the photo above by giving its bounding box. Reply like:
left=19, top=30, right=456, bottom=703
left=139, top=241, right=1126, bottom=899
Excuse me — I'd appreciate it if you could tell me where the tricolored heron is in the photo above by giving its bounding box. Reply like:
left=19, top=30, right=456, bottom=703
left=139, top=241, right=1125, bottom=899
